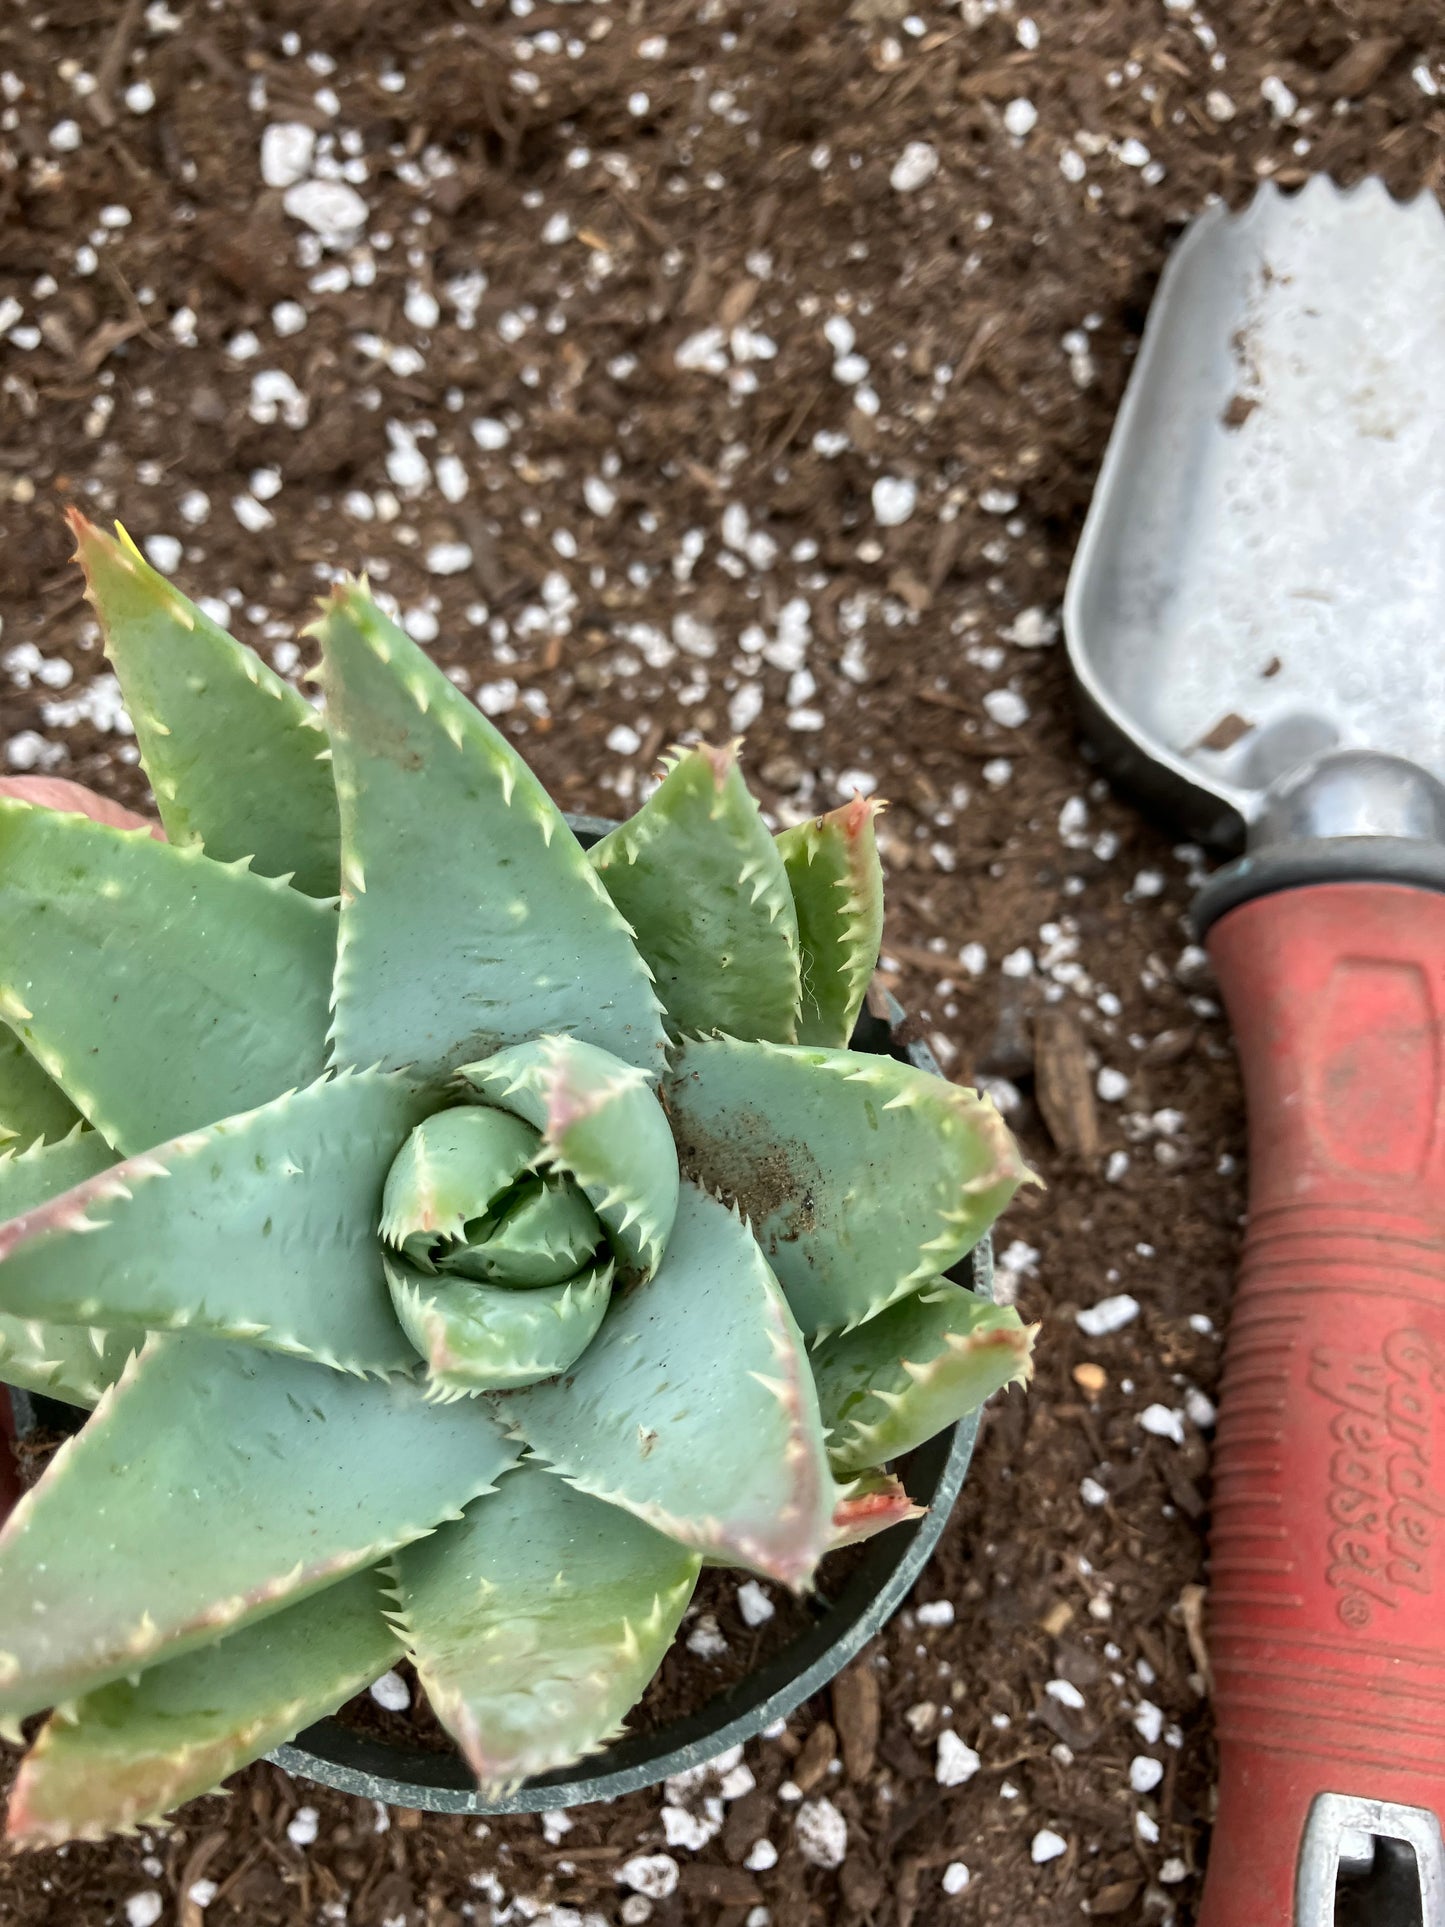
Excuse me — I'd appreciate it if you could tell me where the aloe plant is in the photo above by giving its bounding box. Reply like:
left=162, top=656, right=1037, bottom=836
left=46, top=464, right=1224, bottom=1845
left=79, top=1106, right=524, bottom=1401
left=0, top=516, right=1037, bottom=1844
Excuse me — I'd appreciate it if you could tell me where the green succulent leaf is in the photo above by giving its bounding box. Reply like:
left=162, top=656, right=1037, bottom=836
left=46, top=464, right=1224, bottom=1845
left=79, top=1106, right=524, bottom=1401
left=0, top=1027, right=83, bottom=1148
left=0, top=1318, right=138, bottom=1411
left=497, top=1181, right=833, bottom=1589
left=386, top=1255, right=612, bottom=1395
left=666, top=1036, right=1035, bottom=1338
left=0, top=1128, right=141, bottom=1405
left=6, top=1568, right=400, bottom=1845
left=829, top=1470, right=923, bottom=1548
left=0, top=1072, right=430, bottom=1376
left=311, top=583, right=667, bottom=1082
left=812, top=1282, right=1034, bottom=1476
left=381, top=1105, right=542, bottom=1270
left=776, top=796, right=885, bottom=1047
left=460, top=1035, right=678, bottom=1277
left=71, top=515, right=341, bottom=899
left=589, top=744, right=801, bottom=1044
left=392, top=1463, right=699, bottom=1788
left=449, top=1178, right=601, bottom=1288
left=0, top=1126, right=116, bottom=1219
left=0, top=1336, right=519, bottom=1722
left=0, top=800, right=335, bottom=1156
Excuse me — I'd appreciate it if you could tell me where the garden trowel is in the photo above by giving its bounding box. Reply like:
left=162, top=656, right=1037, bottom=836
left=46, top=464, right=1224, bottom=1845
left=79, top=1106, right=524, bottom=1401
left=1065, top=177, right=1445, bottom=1927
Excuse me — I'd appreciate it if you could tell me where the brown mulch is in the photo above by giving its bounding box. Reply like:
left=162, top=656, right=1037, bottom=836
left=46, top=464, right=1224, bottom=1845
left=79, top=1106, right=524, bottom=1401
left=2, top=1, right=1442, bottom=1922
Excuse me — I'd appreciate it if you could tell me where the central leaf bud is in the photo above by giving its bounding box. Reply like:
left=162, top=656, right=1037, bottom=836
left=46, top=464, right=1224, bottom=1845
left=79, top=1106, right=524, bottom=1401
left=381, top=1106, right=606, bottom=1291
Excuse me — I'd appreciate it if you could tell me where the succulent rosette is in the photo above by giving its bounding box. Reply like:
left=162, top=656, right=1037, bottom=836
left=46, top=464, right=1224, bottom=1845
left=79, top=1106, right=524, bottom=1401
left=0, top=516, right=1035, bottom=1842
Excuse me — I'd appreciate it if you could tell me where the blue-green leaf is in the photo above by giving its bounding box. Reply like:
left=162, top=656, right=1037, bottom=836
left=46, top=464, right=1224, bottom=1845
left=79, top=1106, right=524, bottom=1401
left=72, top=514, right=340, bottom=899
left=311, top=584, right=666, bottom=1082
left=0, top=801, right=335, bottom=1156
left=0, top=1027, right=83, bottom=1148
left=460, top=1036, right=677, bottom=1277
left=386, top=1255, right=612, bottom=1395
left=811, top=1281, right=1035, bottom=1474
left=776, top=796, right=884, bottom=1047
left=0, top=1072, right=429, bottom=1376
left=498, top=1183, right=833, bottom=1588
left=666, top=1036, right=1034, bottom=1337
left=0, top=1336, right=519, bottom=1721
left=0, top=1129, right=140, bottom=1406
left=7, top=1569, right=399, bottom=1844
left=393, top=1465, right=699, bottom=1787
left=590, top=745, right=800, bottom=1043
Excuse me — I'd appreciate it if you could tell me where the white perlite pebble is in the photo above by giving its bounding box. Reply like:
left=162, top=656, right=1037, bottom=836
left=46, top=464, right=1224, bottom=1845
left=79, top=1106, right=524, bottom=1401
left=916, top=1599, right=955, bottom=1627
left=472, top=416, right=510, bottom=451
left=607, top=723, right=642, bottom=756
left=144, top=533, right=182, bottom=574
left=983, top=689, right=1029, bottom=728
left=795, top=1797, right=847, bottom=1869
left=1031, top=1829, right=1068, bottom=1865
left=686, top=1613, right=728, bottom=1659
left=662, top=1804, right=722, bottom=1851
left=942, top=1863, right=971, bottom=1895
left=872, top=475, right=917, bottom=526
left=618, top=1855, right=679, bottom=1899
left=1135, top=1700, right=1164, bottom=1745
left=1186, top=1388, right=1217, bottom=1430
left=1003, top=98, right=1038, bottom=137
left=1080, top=1476, right=1109, bottom=1507
left=1045, top=1679, right=1085, bottom=1711
left=425, top=541, right=473, bottom=576
left=890, top=141, right=939, bottom=192
left=1003, top=605, right=1057, bottom=648
left=261, top=121, right=316, bottom=188
left=283, top=178, right=368, bottom=244
left=1096, top=1067, right=1129, bottom=1103
left=745, top=1838, right=778, bottom=1871
left=369, top=1670, right=411, bottom=1712
left=935, top=1730, right=981, bottom=1786
left=1130, top=1755, right=1165, bottom=1793
left=125, top=1898, right=163, bottom=1927
left=1140, top=1404, right=1186, bottom=1445
left=125, top=80, right=156, bottom=113
left=620, top=1898, right=653, bottom=1925
left=188, top=1879, right=219, bottom=1908
left=287, top=1805, right=320, bottom=1846
left=1262, top=74, right=1298, bottom=119
left=737, top=1580, right=775, bottom=1627
left=1075, top=1294, right=1140, bottom=1337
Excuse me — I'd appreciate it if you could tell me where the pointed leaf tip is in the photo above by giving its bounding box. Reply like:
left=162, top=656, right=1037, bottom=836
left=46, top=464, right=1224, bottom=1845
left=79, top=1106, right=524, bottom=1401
left=666, top=1037, right=1031, bottom=1338
left=69, top=519, right=340, bottom=897
left=496, top=1183, right=833, bottom=1589
left=316, top=588, right=665, bottom=1082
left=394, top=1467, right=699, bottom=1787
left=590, top=746, right=800, bottom=1045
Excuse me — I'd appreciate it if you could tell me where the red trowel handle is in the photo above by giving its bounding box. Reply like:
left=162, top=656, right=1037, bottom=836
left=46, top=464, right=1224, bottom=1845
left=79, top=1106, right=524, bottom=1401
left=1199, top=882, right=1445, bottom=1927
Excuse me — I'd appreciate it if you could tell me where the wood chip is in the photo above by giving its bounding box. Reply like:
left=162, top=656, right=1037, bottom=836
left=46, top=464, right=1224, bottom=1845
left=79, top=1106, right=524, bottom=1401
left=1322, top=36, right=1400, bottom=97
left=1178, top=1581, right=1213, bottom=1693
left=832, top=1660, right=880, bottom=1781
left=1073, top=1362, right=1107, bottom=1396
left=1195, top=709, right=1254, bottom=751
left=1090, top=1878, right=1144, bottom=1915
left=792, top=1718, right=838, bottom=1793
left=1034, top=1008, right=1100, bottom=1159
left=679, top=1863, right=764, bottom=1906
left=1038, top=1598, right=1074, bottom=1638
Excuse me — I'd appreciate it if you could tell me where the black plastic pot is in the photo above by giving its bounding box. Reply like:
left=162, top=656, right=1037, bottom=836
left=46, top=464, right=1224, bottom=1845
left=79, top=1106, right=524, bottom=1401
left=1, top=814, right=996, bottom=1815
